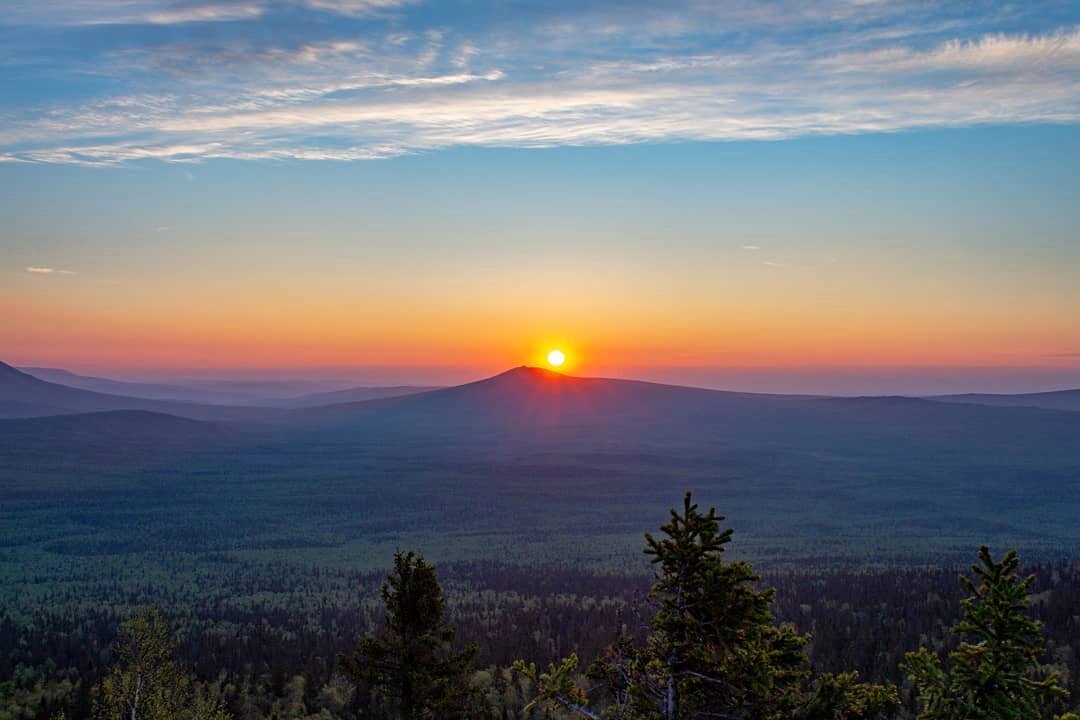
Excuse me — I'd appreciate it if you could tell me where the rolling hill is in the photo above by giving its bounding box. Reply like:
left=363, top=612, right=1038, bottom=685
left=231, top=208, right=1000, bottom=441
left=300, top=366, right=1080, bottom=455
left=254, top=384, right=439, bottom=408
left=933, top=388, right=1080, bottom=413
left=0, top=361, right=283, bottom=422
left=20, top=366, right=433, bottom=407
left=4, top=363, right=1080, bottom=566
left=0, top=409, right=223, bottom=453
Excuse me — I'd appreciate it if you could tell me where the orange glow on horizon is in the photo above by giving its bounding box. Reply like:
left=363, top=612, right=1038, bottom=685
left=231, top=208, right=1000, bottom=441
left=3, top=265, right=1079, bottom=375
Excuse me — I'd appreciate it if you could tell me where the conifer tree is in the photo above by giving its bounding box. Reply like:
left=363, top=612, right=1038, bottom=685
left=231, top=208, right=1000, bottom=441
left=514, top=492, right=897, bottom=720
left=903, top=546, right=1078, bottom=720
left=341, top=550, right=483, bottom=720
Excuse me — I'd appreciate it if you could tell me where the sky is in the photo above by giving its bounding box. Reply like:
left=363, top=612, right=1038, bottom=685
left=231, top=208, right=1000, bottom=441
left=2, top=0, right=1079, bottom=393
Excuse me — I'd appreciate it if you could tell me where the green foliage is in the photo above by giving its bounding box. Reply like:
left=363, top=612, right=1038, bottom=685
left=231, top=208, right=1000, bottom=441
left=96, top=607, right=185, bottom=720
left=641, top=493, right=811, bottom=719
left=94, top=606, right=231, bottom=720
left=511, top=655, right=595, bottom=718
left=799, top=672, right=898, bottom=720
left=340, top=551, right=484, bottom=720
left=515, top=493, right=898, bottom=720
left=903, top=546, right=1077, bottom=720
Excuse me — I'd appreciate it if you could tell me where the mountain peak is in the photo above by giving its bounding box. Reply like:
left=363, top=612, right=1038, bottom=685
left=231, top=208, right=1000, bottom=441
left=492, top=365, right=567, bottom=381
left=472, top=366, right=574, bottom=392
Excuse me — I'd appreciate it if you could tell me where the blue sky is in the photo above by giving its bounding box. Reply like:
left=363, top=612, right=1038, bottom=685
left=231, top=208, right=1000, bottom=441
left=2, top=0, right=1079, bottom=163
left=2, top=1, right=1079, bottom=392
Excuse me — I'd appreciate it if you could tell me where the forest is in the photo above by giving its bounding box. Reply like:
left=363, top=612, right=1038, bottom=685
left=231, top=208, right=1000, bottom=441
left=2, top=494, right=1078, bottom=720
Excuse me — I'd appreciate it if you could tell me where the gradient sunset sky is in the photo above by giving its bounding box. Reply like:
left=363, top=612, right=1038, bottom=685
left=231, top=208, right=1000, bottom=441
left=2, top=0, right=1079, bottom=393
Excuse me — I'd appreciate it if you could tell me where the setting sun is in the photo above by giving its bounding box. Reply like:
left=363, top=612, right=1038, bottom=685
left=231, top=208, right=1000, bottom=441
left=546, top=349, right=566, bottom=368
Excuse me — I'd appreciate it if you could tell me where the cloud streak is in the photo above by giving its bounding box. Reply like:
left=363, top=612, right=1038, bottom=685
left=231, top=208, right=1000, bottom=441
left=2, top=1, right=1078, bottom=164
left=26, top=267, right=76, bottom=275
left=6, top=0, right=412, bottom=26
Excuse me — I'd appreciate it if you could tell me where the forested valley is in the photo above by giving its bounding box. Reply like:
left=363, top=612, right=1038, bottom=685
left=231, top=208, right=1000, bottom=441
left=3, top=495, right=1078, bottom=720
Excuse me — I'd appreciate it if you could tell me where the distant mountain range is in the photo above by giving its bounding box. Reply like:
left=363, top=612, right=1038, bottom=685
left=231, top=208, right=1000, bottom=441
left=19, top=366, right=436, bottom=408
left=934, top=389, right=1080, bottom=413
left=0, top=362, right=285, bottom=422
left=8, top=361, right=1080, bottom=423
left=3, top=359, right=1080, bottom=565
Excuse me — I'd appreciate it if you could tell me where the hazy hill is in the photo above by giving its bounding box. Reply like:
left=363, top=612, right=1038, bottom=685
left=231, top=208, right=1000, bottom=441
left=0, top=409, right=222, bottom=449
left=18, top=366, right=235, bottom=404
left=0, top=410, right=227, bottom=483
left=300, top=367, right=1080, bottom=454
left=5, top=364, right=1080, bottom=565
left=253, top=384, right=439, bottom=408
left=933, top=388, right=1080, bottom=413
left=20, top=365, right=439, bottom=408
left=0, top=361, right=284, bottom=422
left=302, top=366, right=810, bottom=428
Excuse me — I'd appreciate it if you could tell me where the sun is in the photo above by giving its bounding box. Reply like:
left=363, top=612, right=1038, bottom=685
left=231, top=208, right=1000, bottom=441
left=546, top=349, right=566, bottom=368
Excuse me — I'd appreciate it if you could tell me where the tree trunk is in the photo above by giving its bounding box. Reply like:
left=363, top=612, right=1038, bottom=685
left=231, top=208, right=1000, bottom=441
left=131, top=672, right=142, bottom=720
left=666, top=668, right=677, bottom=720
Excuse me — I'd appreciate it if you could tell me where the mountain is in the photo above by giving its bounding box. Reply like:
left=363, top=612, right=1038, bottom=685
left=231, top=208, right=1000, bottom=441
left=301, top=366, right=1080, bottom=446
left=0, top=409, right=223, bottom=449
left=303, top=366, right=809, bottom=425
left=252, top=384, right=440, bottom=408
left=18, top=366, right=233, bottom=404
left=933, top=388, right=1080, bottom=413
left=6, top=364, right=1080, bottom=564
left=0, top=361, right=284, bottom=422
left=20, top=366, right=439, bottom=407
left=0, top=410, right=226, bottom=479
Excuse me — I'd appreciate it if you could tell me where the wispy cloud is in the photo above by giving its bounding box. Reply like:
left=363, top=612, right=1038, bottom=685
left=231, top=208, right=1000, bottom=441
left=2, top=1, right=1078, bottom=164
left=300, top=0, right=414, bottom=16
left=26, top=267, right=76, bottom=275
left=6, top=0, right=412, bottom=26
left=742, top=245, right=761, bottom=250
left=140, top=3, right=266, bottom=25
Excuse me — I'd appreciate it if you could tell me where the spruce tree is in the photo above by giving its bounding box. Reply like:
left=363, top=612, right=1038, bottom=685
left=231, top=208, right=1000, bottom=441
left=341, top=550, right=483, bottom=720
left=514, top=492, right=897, bottom=720
left=641, top=492, right=808, bottom=719
left=904, top=546, right=1078, bottom=720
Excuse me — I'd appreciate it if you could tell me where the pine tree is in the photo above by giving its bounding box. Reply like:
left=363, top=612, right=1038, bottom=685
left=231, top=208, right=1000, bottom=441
left=514, top=493, right=897, bottom=720
left=641, top=492, right=808, bottom=719
left=904, top=546, right=1078, bottom=720
left=341, top=550, right=484, bottom=720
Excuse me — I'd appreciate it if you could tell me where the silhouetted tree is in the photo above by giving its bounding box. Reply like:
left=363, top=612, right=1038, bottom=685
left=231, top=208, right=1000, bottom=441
left=904, top=546, right=1078, bottom=720
left=340, top=551, right=484, bottom=720
left=515, top=493, right=897, bottom=720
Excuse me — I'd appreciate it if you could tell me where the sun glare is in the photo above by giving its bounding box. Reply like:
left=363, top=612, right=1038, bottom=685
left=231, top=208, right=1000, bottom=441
left=546, top=349, right=566, bottom=368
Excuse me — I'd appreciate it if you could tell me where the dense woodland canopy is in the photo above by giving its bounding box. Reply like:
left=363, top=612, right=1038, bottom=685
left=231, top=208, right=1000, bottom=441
left=2, top=494, right=1079, bottom=720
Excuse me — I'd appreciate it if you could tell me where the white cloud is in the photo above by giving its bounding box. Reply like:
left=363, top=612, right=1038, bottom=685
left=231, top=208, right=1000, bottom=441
left=2, top=5, right=1078, bottom=164
left=742, top=245, right=761, bottom=250
left=142, top=3, right=265, bottom=25
left=300, top=0, right=413, bottom=16
left=5, top=0, right=412, bottom=26
left=26, top=267, right=75, bottom=275
left=822, top=27, right=1080, bottom=73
